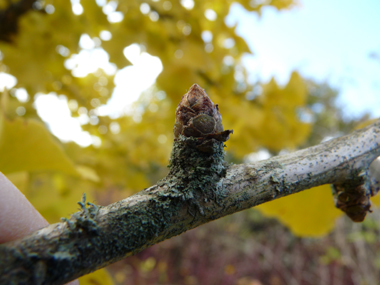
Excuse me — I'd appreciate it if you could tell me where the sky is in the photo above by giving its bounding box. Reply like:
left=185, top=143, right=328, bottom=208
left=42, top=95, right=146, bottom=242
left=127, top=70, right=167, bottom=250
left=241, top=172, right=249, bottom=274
left=227, top=0, right=380, bottom=117
left=1, top=0, right=379, bottom=146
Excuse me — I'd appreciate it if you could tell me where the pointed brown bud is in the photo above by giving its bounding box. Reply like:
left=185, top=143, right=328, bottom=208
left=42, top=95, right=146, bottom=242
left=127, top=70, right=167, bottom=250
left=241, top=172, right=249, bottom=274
left=173, top=84, right=232, bottom=142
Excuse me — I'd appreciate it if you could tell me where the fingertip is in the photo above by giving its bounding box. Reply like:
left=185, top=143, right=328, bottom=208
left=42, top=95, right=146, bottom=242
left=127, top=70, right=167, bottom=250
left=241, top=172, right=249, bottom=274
left=0, top=172, right=48, bottom=243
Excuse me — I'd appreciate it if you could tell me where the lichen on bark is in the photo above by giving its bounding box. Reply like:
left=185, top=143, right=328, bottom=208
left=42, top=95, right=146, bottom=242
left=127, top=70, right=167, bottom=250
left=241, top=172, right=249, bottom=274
left=1, top=84, right=379, bottom=285
left=159, top=135, right=227, bottom=216
left=0, top=83, right=235, bottom=285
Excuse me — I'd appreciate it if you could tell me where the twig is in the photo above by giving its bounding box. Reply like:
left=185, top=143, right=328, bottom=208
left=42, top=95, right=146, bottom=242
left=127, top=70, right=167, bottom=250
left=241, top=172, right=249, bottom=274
left=0, top=85, right=379, bottom=284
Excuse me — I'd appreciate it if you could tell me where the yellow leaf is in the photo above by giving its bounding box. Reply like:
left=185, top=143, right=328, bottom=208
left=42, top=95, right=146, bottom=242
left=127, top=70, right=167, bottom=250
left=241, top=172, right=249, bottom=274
left=369, top=157, right=380, bottom=206
left=76, top=165, right=100, bottom=182
left=139, top=257, right=156, bottom=273
left=371, top=193, right=380, bottom=206
left=27, top=174, right=96, bottom=223
left=355, top=118, right=378, bottom=130
left=256, top=185, right=343, bottom=237
left=0, top=1, right=9, bottom=9
left=79, top=268, right=114, bottom=285
left=5, top=171, right=29, bottom=193
left=0, top=106, right=78, bottom=175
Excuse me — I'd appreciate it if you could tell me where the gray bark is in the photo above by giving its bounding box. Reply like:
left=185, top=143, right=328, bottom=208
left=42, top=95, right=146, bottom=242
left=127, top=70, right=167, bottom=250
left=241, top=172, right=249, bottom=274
left=0, top=119, right=379, bottom=285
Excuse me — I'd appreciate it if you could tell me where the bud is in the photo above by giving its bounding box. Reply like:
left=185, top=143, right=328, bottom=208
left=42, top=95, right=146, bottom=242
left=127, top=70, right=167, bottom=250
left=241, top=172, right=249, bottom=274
left=173, top=84, right=232, bottom=142
left=332, top=184, right=372, bottom=222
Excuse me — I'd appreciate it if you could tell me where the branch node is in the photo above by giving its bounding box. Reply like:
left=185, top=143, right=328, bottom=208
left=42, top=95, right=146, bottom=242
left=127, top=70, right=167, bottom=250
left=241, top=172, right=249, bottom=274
left=332, top=168, right=376, bottom=222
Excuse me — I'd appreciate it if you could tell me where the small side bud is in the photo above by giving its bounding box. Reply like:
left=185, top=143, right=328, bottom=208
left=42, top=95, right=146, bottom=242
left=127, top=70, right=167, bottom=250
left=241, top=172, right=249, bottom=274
left=331, top=168, right=379, bottom=222
left=332, top=184, right=372, bottom=222
left=173, top=84, right=232, bottom=142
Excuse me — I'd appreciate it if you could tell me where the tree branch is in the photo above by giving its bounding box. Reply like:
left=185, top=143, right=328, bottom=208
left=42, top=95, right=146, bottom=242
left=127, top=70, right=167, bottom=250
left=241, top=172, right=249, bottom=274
left=1, top=86, right=379, bottom=284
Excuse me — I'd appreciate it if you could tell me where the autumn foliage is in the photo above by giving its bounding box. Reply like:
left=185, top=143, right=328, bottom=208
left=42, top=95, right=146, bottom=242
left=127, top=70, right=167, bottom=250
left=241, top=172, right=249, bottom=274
left=1, top=0, right=379, bottom=284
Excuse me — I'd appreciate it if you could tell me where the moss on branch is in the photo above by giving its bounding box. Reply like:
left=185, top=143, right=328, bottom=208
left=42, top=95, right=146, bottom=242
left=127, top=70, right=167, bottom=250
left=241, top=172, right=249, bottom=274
left=0, top=86, right=379, bottom=284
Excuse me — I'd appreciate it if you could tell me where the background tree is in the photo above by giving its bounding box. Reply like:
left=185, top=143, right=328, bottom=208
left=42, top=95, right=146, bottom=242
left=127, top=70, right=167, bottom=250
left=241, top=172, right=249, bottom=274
left=0, top=0, right=379, bottom=284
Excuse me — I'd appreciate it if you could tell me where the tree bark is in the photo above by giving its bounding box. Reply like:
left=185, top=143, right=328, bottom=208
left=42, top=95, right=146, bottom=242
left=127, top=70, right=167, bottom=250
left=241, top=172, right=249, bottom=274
left=0, top=119, right=379, bottom=284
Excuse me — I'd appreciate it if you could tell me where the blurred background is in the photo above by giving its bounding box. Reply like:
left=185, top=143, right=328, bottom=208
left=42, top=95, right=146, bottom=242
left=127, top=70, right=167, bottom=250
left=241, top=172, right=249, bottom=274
left=0, top=0, right=380, bottom=284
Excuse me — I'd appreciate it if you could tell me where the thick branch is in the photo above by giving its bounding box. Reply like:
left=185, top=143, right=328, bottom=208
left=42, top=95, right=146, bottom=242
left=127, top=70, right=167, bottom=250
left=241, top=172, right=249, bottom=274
left=1, top=119, right=379, bottom=284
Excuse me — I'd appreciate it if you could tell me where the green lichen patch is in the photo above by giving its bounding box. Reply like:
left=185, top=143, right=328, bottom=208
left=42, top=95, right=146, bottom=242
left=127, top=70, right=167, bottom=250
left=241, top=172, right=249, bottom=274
left=157, top=135, right=228, bottom=216
left=61, top=194, right=101, bottom=234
